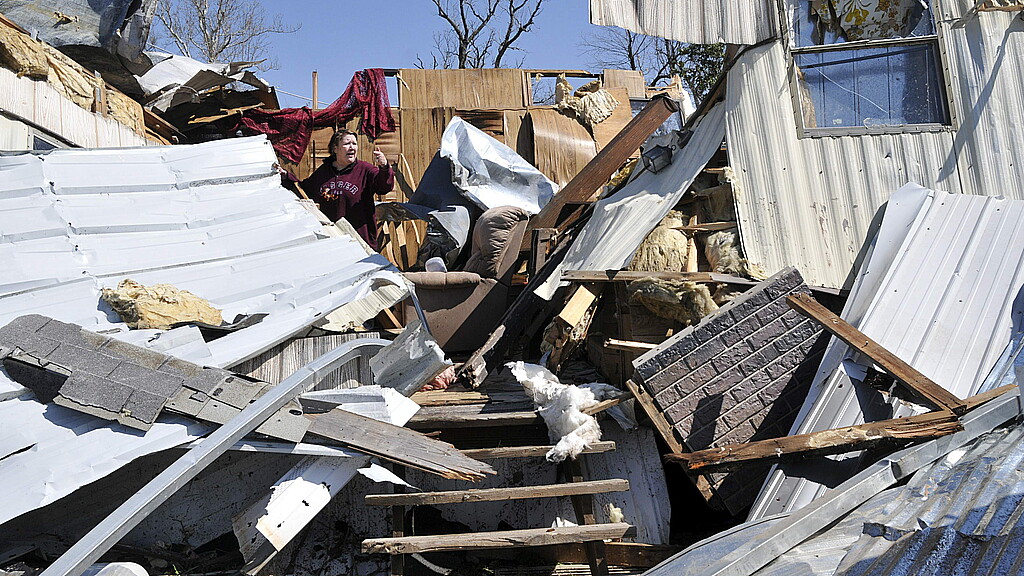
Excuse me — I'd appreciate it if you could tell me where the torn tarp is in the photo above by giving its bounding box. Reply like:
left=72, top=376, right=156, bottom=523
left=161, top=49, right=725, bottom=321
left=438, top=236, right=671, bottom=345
left=440, top=116, right=558, bottom=215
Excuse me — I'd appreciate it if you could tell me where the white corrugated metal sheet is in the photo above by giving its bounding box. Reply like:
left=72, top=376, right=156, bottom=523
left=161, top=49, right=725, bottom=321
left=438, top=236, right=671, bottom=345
left=0, top=136, right=408, bottom=525
left=750, top=184, right=1024, bottom=520
left=722, top=6, right=1024, bottom=290
left=725, top=41, right=962, bottom=290
left=589, top=0, right=777, bottom=45
left=535, top=102, right=726, bottom=300
left=939, top=7, right=1024, bottom=201
left=0, top=67, right=152, bottom=149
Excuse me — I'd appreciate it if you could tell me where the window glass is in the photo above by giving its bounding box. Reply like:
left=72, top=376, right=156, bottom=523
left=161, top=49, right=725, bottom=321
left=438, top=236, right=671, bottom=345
left=796, top=44, right=946, bottom=128
left=32, top=135, right=59, bottom=151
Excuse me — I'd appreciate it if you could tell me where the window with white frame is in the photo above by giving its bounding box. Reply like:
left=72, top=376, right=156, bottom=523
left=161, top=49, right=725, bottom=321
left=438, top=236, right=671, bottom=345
left=791, top=0, right=949, bottom=131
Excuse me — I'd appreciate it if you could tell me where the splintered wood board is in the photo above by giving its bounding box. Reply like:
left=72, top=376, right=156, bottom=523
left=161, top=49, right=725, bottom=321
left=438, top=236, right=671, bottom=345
left=592, top=87, right=633, bottom=154
left=398, top=69, right=531, bottom=109
left=530, top=108, right=597, bottom=188
left=400, top=107, right=455, bottom=187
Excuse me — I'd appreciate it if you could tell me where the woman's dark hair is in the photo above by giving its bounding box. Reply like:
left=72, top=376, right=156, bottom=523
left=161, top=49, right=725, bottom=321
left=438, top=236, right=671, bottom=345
left=329, top=129, right=358, bottom=157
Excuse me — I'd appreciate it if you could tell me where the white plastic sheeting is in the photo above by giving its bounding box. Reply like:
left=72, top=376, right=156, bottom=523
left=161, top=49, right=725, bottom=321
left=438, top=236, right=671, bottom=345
left=0, top=136, right=407, bottom=525
left=751, top=184, right=1024, bottom=520
left=535, top=102, right=726, bottom=300
left=440, top=116, right=557, bottom=215
left=589, top=0, right=777, bottom=45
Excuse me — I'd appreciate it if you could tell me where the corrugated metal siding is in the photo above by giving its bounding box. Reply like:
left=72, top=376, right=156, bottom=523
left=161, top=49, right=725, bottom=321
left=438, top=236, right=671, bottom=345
left=939, top=8, right=1024, bottom=200
left=751, top=185, right=1024, bottom=520
left=588, top=0, right=777, bottom=45
left=0, top=67, right=153, bottom=148
left=725, top=41, right=962, bottom=289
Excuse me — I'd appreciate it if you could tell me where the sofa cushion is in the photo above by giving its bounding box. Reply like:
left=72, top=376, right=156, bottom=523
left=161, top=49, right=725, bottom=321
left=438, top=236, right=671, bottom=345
left=463, top=206, right=530, bottom=279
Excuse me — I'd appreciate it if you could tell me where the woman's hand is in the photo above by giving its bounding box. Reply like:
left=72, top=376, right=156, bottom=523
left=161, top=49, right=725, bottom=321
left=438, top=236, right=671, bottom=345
left=372, top=146, right=388, bottom=167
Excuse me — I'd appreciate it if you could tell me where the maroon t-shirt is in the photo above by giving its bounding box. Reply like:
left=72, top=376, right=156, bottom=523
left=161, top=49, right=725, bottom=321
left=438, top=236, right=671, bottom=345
left=301, top=159, right=394, bottom=250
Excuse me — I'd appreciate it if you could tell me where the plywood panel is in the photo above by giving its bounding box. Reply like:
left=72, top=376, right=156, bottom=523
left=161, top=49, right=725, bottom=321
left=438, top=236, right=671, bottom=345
left=398, top=69, right=530, bottom=109
left=400, top=107, right=455, bottom=185
left=529, top=108, right=596, bottom=188
left=604, top=69, right=646, bottom=99
left=503, top=109, right=533, bottom=164
left=592, top=87, right=632, bottom=152
left=0, top=67, right=35, bottom=121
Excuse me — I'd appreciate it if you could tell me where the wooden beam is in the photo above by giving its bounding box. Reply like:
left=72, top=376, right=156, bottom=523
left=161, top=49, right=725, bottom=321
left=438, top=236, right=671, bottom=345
left=528, top=95, right=679, bottom=233
left=544, top=542, right=683, bottom=569
left=562, top=270, right=755, bottom=285
left=667, top=410, right=961, bottom=473
left=362, top=523, right=636, bottom=554
left=582, top=391, right=634, bottom=416
left=460, top=441, right=616, bottom=460
left=666, top=383, right=1016, bottom=474
left=604, top=338, right=657, bottom=353
left=672, top=221, right=738, bottom=233
left=306, top=408, right=496, bottom=481
left=365, top=479, right=629, bottom=507
left=786, top=293, right=966, bottom=415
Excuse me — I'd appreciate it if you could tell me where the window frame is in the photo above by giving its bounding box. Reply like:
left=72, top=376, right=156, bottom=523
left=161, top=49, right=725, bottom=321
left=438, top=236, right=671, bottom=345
left=783, top=0, right=954, bottom=138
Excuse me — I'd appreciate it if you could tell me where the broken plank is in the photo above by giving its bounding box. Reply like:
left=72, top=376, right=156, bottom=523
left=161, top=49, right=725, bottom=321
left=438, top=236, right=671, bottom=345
left=786, top=293, right=966, bottom=415
left=604, top=338, right=658, bottom=353
left=671, top=221, right=738, bottom=233
left=562, top=270, right=755, bottom=284
left=667, top=384, right=1015, bottom=474
left=306, top=408, right=496, bottom=481
left=582, top=391, right=634, bottom=416
left=459, top=441, right=616, bottom=460
left=365, top=479, right=630, bottom=507
left=528, top=95, right=679, bottom=234
left=363, top=524, right=636, bottom=554
left=546, top=542, right=683, bottom=569
left=667, top=410, right=961, bottom=473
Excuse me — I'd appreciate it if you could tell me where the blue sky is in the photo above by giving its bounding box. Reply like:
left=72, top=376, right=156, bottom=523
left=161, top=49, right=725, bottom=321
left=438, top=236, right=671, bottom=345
left=252, top=1, right=599, bottom=108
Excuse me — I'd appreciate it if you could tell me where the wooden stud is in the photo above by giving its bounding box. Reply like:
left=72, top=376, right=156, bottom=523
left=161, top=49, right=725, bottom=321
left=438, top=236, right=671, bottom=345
left=364, top=479, right=630, bottom=507
left=604, top=339, right=657, bottom=353
left=561, top=270, right=755, bottom=284
left=787, top=293, right=966, bottom=415
left=459, top=441, right=617, bottom=460
left=362, top=523, right=636, bottom=555
left=667, top=410, right=962, bottom=473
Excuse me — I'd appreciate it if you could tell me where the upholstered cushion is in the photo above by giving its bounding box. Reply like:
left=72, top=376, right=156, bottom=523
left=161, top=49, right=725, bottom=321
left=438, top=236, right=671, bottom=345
left=463, top=206, right=530, bottom=279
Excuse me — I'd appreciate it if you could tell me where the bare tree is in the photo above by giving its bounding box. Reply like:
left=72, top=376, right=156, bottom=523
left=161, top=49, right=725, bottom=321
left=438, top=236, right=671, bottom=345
left=578, top=26, right=656, bottom=75
left=153, top=0, right=298, bottom=69
left=578, top=27, right=725, bottom=102
left=421, top=0, right=544, bottom=69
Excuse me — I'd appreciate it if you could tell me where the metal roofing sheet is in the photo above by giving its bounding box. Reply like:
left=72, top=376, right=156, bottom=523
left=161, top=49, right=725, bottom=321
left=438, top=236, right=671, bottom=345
left=750, top=184, right=1024, bottom=520
left=0, top=136, right=407, bottom=524
left=535, top=102, right=726, bottom=300
left=589, top=0, right=777, bottom=45
left=645, top=389, right=1023, bottom=576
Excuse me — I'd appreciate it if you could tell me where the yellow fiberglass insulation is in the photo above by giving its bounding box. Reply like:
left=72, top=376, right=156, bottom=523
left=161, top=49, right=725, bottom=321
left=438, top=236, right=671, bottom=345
left=627, top=279, right=719, bottom=327
left=101, top=279, right=223, bottom=330
left=704, top=230, right=767, bottom=280
left=628, top=211, right=690, bottom=272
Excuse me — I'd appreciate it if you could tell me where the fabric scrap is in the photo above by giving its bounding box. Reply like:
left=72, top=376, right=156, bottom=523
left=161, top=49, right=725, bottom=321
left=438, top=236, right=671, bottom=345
left=240, top=68, right=395, bottom=164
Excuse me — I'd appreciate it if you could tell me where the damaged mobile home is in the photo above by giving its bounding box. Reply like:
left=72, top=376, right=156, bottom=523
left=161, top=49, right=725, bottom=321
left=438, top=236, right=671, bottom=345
left=3, top=0, right=1024, bottom=575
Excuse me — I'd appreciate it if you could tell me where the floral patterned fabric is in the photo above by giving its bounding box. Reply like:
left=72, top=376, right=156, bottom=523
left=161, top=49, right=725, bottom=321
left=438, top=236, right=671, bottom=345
left=811, top=0, right=923, bottom=41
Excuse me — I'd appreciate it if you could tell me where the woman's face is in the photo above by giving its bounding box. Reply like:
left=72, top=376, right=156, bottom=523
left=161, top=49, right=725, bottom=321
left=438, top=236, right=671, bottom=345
left=333, top=134, right=358, bottom=165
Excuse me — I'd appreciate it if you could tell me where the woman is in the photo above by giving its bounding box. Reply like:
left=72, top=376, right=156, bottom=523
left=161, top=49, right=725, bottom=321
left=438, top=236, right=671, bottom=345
left=301, top=129, right=393, bottom=250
